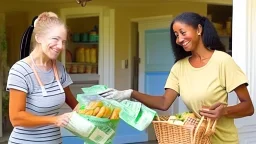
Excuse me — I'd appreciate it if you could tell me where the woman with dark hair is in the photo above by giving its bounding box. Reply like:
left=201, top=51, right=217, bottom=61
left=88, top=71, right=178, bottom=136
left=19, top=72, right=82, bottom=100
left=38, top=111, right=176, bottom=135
left=101, top=12, right=254, bottom=143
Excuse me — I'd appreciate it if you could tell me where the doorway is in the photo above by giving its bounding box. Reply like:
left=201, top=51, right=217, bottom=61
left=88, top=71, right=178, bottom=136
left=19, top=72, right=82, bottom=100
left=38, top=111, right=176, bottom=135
left=130, top=15, right=189, bottom=141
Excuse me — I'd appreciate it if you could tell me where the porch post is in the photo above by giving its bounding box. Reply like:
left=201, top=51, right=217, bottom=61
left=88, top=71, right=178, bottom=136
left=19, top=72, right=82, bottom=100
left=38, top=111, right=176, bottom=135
left=232, top=0, right=256, bottom=143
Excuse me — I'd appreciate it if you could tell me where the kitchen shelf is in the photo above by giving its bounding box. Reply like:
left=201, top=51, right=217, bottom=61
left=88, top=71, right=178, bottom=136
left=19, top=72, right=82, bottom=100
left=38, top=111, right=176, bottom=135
left=207, top=4, right=232, bottom=56
left=69, top=73, right=99, bottom=82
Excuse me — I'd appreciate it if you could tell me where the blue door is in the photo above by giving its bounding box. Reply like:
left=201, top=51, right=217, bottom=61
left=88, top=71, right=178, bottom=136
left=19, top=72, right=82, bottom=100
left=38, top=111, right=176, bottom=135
left=139, top=27, right=187, bottom=141
left=144, top=29, right=175, bottom=96
left=141, top=28, right=177, bottom=116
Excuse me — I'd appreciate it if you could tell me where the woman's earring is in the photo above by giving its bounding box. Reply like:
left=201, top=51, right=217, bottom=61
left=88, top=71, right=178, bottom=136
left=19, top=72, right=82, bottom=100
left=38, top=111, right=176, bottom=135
left=198, top=33, right=201, bottom=35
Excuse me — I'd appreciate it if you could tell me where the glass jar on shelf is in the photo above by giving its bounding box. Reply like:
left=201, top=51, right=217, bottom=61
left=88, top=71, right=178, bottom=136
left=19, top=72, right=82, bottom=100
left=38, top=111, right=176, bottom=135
left=84, top=47, right=91, bottom=63
left=71, top=64, right=78, bottom=74
left=75, top=47, right=85, bottom=63
left=77, top=64, right=85, bottom=73
left=85, top=65, right=92, bottom=73
left=66, top=63, right=72, bottom=73
left=92, top=65, right=98, bottom=74
left=90, top=47, right=97, bottom=64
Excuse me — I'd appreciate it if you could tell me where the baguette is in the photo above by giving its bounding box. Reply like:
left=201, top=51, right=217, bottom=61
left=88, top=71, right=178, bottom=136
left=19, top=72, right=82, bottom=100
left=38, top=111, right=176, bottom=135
left=110, top=108, right=121, bottom=120
left=96, top=106, right=106, bottom=118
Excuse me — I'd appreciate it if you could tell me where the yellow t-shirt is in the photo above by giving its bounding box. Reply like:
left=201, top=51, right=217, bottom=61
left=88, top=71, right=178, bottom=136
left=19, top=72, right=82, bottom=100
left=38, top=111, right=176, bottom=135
left=165, top=50, right=248, bottom=144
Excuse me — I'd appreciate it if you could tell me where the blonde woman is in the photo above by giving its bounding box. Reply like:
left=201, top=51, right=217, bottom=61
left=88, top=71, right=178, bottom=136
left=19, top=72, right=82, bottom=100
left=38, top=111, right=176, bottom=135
left=7, top=12, right=78, bottom=144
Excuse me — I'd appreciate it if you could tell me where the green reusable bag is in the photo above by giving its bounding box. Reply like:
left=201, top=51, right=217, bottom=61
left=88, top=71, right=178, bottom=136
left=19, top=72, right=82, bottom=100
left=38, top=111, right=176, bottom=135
left=81, top=85, right=108, bottom=96
left=66, top=94, right=121, bottom=144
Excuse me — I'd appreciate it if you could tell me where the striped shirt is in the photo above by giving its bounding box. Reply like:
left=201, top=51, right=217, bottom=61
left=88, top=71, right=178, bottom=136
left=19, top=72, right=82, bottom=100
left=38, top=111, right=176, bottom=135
left=6, top=60, right=73, bottom=144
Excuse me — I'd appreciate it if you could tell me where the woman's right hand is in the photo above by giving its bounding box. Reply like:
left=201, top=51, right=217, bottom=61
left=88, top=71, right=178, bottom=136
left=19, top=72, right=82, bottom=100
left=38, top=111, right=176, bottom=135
left=54, top=112, right=72, bottom=127
left=99, top=88, right=133, bottom=102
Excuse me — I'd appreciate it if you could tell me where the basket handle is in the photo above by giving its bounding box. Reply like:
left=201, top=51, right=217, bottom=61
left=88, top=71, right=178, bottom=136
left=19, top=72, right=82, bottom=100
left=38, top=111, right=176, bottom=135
left=192, top=116, right=205, bottom=144
left=156, top=115, right=160, bottom=121
left=204, top=118, right=217, bottom=135
left=154, top=114, right=160, bottom=121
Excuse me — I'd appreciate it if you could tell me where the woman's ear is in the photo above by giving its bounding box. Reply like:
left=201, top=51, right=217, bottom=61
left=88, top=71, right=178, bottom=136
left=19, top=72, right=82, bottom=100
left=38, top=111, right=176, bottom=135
left=197, top=24, right=203, bottom=35
left=35, top=34, right=42, bottom=43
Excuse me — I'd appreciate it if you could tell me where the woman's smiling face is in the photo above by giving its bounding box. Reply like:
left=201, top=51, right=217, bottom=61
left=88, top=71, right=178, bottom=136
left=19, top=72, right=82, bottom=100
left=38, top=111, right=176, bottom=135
left=36, top=25, right=67, bottom=60
left=172, top=21, right=201, bottom=52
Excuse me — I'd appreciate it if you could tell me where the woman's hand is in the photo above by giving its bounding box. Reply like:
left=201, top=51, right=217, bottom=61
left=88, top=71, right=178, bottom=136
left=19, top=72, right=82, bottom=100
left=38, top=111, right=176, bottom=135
left=54, top=113, right=72, bottom=127
left=199, top=102, right=227, bottom=120
left=99, top=88, right=133, bottom=102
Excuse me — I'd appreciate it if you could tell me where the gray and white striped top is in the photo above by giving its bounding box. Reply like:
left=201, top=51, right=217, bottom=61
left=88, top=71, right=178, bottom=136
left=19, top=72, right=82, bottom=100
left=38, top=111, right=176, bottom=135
left=6, top=60, right=73, bottom=144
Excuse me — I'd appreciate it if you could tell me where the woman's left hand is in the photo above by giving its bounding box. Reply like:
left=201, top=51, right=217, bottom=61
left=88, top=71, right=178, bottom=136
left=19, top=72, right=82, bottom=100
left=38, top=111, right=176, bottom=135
left=199, top=102, right=227, bottom=120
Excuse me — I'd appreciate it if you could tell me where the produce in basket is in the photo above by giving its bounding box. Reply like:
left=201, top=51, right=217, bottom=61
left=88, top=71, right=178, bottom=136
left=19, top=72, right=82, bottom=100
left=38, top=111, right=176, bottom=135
left=167, top=112, right=196, bottom=125
left=153, top=113, right=216, bottom=144
left=175, top=111, right=196, bottom=121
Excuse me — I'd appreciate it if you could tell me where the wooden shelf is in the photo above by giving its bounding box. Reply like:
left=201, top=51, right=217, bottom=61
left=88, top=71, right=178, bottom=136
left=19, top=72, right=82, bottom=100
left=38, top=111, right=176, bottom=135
left=69, top=73, right=99, bottom=82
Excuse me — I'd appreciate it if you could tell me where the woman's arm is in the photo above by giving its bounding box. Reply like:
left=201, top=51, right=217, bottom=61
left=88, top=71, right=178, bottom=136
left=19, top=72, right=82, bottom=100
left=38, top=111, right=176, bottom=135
left=64, top=86, right=78, bottom=110
left=131, top=88, right=178, bottom=111
left=223, top=84, right=254, bottom=118
left=200, top=84, right=254, bottom=119
left=9, top=89, right=57, bottom=127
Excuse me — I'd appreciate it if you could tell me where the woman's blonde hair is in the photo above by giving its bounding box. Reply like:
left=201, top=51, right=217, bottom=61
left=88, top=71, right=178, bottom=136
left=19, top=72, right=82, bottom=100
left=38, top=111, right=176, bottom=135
left=31, top=12, right=66, bottom=48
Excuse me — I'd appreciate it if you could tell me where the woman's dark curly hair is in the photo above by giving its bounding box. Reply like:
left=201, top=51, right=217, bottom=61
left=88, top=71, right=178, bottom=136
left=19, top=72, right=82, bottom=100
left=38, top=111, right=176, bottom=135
left=170, top=12, right=226, bottom=62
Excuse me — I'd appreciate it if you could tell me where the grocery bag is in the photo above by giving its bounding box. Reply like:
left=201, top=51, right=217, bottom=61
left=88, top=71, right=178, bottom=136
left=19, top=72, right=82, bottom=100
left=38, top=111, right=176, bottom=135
left=65, top=93, right=121, bottom=144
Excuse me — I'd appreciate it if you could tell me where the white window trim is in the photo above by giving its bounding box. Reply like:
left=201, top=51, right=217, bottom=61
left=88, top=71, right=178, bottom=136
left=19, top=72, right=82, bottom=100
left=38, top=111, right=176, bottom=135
left=232, top=0, right=256, bottom=106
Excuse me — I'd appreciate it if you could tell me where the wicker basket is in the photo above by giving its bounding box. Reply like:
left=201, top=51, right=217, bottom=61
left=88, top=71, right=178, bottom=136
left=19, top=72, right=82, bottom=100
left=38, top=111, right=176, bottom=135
left=152, top=115, right=216, bottom=144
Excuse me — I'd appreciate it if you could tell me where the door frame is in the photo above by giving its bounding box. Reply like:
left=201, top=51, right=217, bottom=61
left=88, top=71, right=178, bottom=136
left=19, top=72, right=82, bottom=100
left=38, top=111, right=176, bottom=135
left=60, top=6, right=115, bottom=88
